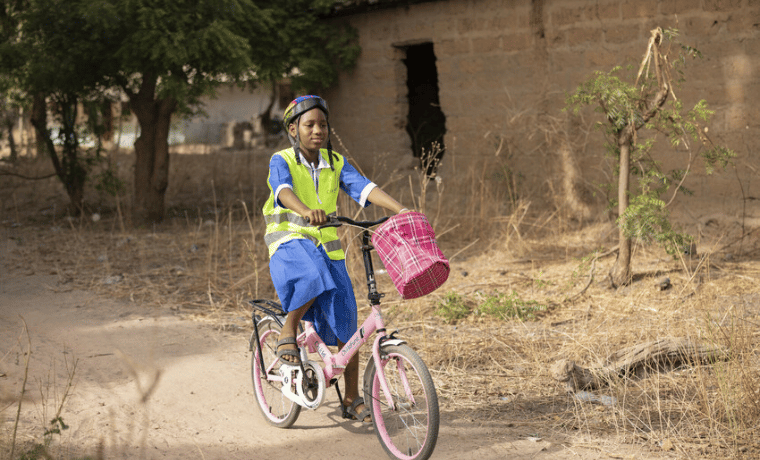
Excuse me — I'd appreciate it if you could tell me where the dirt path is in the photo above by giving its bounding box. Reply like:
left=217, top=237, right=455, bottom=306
left=1, top=271, right=663, bottom=459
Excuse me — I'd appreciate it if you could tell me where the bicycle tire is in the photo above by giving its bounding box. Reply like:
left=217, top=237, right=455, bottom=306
left=364, top=344, right=439, bottom=460
left=251, top=317, right=301, bottom=428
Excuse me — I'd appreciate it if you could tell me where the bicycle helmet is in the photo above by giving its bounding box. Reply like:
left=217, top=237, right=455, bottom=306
left=283, top=95, right=336, bottom=169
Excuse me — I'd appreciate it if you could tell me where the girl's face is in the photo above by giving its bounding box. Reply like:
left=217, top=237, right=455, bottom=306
left=289, top=108, right=327, bottom=154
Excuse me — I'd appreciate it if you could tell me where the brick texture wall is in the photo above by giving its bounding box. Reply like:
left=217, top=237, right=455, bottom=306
left=324, top=0, right=760, bottom=223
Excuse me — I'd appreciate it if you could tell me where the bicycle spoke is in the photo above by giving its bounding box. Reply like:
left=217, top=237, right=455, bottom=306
left=367, top=344, right=439, bottom=460
left=251, top=318, right=301, bottom=428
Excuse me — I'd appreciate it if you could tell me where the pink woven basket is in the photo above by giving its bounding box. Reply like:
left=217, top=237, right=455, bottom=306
left=372, top=212, right=450, bottom=299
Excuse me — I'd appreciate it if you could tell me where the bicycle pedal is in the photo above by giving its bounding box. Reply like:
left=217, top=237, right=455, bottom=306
left=278, top=363, right=301, bottom=376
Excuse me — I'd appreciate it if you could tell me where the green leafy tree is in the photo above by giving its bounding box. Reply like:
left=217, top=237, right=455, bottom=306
left=89, top=0, right=359, bottom=224
left=1, top=0, right=359, bottom=223
left=566, top=28, right=735, bottom=287
left=1, top=0, right=123, bottom=213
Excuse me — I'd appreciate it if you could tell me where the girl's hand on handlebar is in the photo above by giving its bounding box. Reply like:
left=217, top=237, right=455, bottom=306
left=304, top=209, right=328, bottom=226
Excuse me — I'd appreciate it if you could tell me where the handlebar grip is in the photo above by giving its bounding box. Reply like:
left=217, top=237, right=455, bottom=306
left=317, top=218, right=342, bottom=230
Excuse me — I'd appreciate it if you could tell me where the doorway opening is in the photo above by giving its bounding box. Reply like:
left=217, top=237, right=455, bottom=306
left=402, top=43, right=446, bottom=176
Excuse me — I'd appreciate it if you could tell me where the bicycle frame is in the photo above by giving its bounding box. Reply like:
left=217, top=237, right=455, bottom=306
left=299, top=303, right=397, bottom=410
left=254, top=219, right=400, bottom=410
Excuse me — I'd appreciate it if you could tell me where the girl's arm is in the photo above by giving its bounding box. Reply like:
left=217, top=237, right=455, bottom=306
left=277, top=187, right=328, bottom=225
left=339, top=159, right=410, bottom=215
left=367, top=187, right=411, bottom=214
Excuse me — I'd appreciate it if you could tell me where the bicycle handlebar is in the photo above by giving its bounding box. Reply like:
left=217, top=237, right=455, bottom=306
left=317, top=215, right=389, bottom=230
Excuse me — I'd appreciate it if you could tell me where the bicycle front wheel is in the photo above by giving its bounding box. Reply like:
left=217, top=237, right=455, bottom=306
left=364, top=344, right=439, bottom=460
left=251, top=317, right=301, bottom=428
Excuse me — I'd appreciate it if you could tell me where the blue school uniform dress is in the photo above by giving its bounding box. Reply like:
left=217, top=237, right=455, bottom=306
left=263, top=147, right=375, bottom=346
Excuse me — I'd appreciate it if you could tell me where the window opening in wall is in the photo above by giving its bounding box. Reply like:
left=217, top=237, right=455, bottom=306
left=402, top=42, right=446, bottom=176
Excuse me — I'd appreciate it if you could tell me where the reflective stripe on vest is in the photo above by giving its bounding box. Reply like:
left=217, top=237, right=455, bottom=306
left=262, top=148, right=345, bottom=260
left=263, top=230, right=342, bottom=254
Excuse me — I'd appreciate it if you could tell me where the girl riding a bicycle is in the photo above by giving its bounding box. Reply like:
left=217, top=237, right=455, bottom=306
left=262, top=95, right=410, bottom=423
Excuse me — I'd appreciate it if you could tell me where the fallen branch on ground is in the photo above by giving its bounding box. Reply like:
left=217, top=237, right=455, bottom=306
left=550, top=337, right=729, bottom=392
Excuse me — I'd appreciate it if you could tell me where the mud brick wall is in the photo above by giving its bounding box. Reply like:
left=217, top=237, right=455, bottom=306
left=324, top=0, right=760, bottom=224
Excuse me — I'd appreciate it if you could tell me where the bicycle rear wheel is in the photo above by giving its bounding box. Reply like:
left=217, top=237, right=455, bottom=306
left=251, top=317, right=301, bottom=428
left=364, top=344, right=439, bottom=460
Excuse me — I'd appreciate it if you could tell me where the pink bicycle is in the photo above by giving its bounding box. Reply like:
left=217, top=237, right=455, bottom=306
left=249, top=216, right=439, bottom=460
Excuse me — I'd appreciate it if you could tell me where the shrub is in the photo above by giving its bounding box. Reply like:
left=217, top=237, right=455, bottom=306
left=434, top=291, right=471, bottom=323
left=477, top=290, right=546, bottom=321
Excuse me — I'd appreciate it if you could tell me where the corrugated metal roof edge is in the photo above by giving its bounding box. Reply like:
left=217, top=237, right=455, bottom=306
left=323, top=0, right=442, bottom=18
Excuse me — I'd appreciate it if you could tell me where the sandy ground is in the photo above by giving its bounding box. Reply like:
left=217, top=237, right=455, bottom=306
left=0, top=247, right=668, bottom=459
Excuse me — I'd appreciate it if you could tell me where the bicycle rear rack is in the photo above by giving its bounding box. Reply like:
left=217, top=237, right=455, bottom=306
left=249, top=299, right=287, bottom=372
left=249, top=299, right=286, bottom=324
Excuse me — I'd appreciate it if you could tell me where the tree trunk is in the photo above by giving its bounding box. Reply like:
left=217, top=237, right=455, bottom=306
left=6, top=121, right=17, bottom=161
left=60, top=95, right=86, bottom=215
left=0, top=98, right=18, bottom=161
left=129, top=75, right=177, bottom=225
left=102, top=99, right=114, bottom=148
left=30, top=93, right=85, bottom=215
left=609, top=132, right=633, bottom=288
left=30, top=94, right=54, bottom=158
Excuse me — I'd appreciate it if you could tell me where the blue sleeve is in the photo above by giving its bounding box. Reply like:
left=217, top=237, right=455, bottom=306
left=340, top=161, right=376, bottom=207
left=268, top=154, right=293, bottom=208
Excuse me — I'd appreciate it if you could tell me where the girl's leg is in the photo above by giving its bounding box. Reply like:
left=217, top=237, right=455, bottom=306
left=339, top=340, right=371, bottom=422
left=278, top=298, right=314, bottom=364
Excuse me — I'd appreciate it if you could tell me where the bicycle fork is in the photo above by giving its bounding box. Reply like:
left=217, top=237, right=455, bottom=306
left=369, top=333, right=410, bottom=412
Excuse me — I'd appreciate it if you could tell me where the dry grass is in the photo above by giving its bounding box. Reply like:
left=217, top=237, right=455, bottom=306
left=3, top=150, right=760, bottom=459
left=406, top=238, right=760, bottom=459
left=0, top=319, right=81, bottom=460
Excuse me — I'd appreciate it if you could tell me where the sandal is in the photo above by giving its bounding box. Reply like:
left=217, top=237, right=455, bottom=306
left=343, top=397, right=372, bottom=424
left=276, top=337, right=301, bottom=365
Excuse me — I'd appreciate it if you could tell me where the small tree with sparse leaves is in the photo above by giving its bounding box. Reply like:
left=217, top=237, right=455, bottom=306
left=566, top=27, right=735, bottom=288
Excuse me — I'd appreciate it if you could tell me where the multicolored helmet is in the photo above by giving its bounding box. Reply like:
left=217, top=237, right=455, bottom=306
left=282, top=95, right=335, bottom=170
left=283, top=95, right=329, bottom=129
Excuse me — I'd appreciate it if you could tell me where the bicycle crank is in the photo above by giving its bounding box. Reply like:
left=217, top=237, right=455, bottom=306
left=280, top=360, right=325, bottom=410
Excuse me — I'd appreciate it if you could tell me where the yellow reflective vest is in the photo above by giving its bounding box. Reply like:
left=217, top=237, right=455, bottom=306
left=262, top=147, right=345, bottom=260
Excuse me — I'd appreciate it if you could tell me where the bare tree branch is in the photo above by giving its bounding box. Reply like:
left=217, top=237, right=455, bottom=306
left=0, top=169, right=57, bottom=180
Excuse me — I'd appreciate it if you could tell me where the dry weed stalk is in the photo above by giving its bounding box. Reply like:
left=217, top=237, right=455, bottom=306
left=405, top=142, right=445, bottom=227
left=8, top=318, right=31, bottom=460
left=2, top=318, right=82, bottom=460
